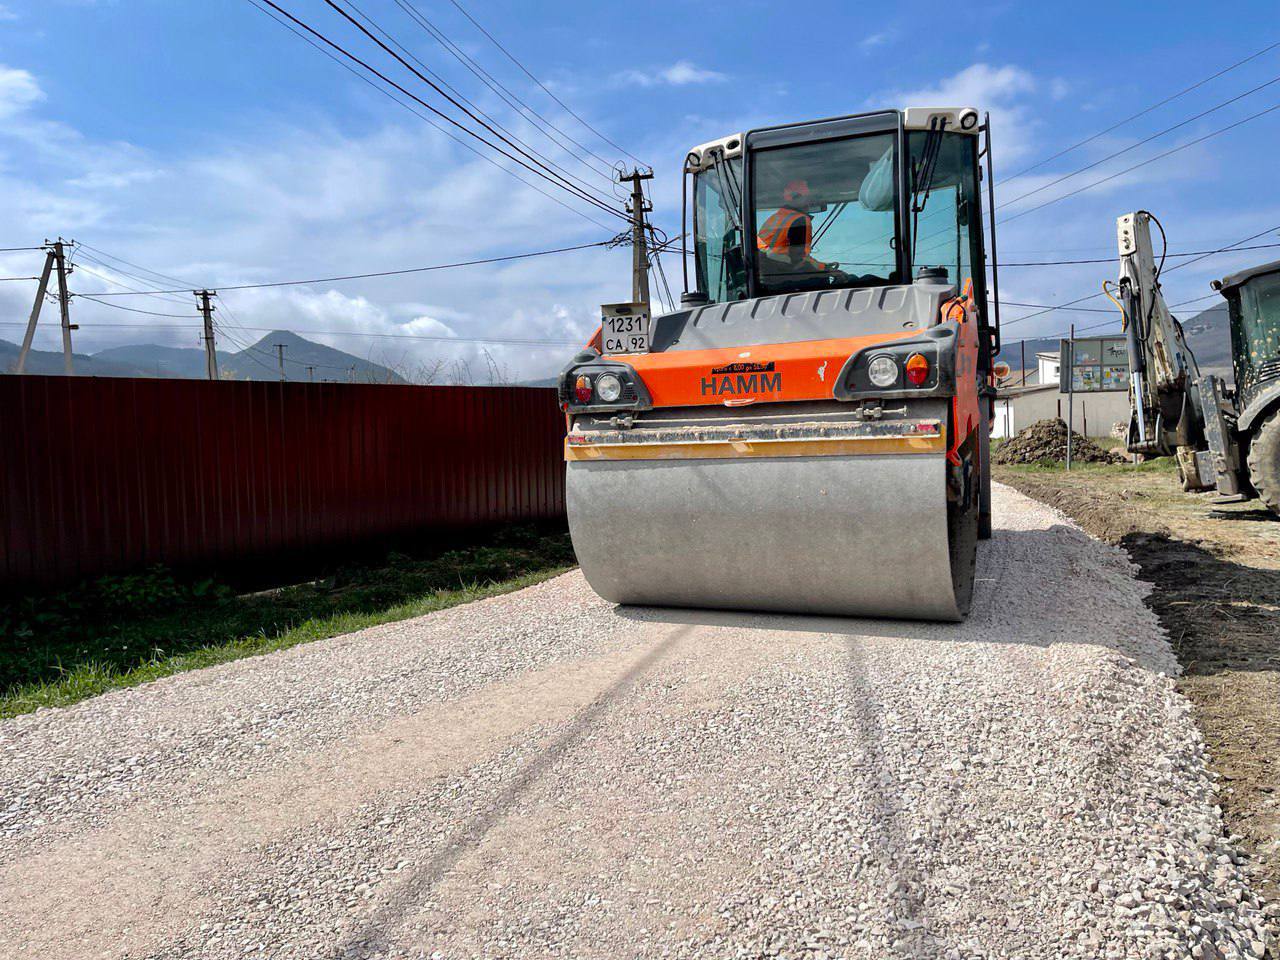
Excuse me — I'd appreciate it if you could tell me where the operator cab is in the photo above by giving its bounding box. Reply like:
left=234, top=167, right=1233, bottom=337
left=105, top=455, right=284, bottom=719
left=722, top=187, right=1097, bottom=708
left=683, top=108, right=993, bottom=337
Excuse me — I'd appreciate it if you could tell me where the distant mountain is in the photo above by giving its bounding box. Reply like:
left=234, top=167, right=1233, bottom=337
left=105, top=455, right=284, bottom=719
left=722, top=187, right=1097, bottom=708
left=1179, top=305, right=1233, bottom=381
left=0, top=338, right=155, bottom=378
left=997, top=337, right=1058, bottom=367
left=94, top=343, right=234, bottom=380
left=1, top=330, right=405, bottom=384
left=220, top=330, right=406, bottom=383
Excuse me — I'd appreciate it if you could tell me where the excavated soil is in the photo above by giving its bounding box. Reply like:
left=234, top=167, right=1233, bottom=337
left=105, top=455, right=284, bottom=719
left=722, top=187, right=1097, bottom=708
left=994, top=418, right=1125, bottom=465
left=998, top=465, right=1280, bottom=909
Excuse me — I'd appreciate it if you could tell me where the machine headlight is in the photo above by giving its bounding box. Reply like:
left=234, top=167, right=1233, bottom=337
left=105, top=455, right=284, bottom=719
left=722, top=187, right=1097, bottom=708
left=595, top=373, right=623, bottom=402
left=867, top=355, right=899, bottom=388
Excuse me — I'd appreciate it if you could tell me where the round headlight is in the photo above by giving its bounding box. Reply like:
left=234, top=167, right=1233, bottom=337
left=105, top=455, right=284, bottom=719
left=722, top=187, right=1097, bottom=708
left=595, top=373, right=623, bottom=402
left=867, top=355, right=899, bottom=388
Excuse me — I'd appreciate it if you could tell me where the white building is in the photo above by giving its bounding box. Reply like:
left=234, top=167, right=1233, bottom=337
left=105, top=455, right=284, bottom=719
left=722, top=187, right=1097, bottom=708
left=993, top=350, right=1131, bottom=440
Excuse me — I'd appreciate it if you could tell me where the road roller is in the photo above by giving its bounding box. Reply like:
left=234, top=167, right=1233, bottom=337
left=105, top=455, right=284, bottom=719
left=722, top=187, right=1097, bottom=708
left=558, top=107, right=1002, bottom=621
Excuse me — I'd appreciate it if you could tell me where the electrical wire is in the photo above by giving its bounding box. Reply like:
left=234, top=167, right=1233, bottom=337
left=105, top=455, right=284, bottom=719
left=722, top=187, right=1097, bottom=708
left=0, top=318, right=584, bottom=346
left=1001, top=102, right=1280, bottom=223
left=999, top=221, right=1280, bottom=327
left=247, top=0, right=628, bottom=223
left=243, top=0, right=615, bottom=231
left=73, top=295, right=196, bottom=318
left=999, top=72, right=1280, bottom=211
left=82, top=240, right=617, bottom=296
left=1001, top=40, right=1280, bottom=184
left=388, top=0, right=619, bottom=182
left=444, top=0, right=648, bottom=167
left=339, top=0, right=615, bottom=195
left=314, top=0, right=626, bottom=218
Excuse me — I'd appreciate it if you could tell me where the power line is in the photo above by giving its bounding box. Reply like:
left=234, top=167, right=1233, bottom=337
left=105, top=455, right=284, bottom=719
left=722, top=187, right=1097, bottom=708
left=444, top=0, right=647, bottom=167
left=314, top=0, right=626, bottom=217
left=339, top=0, right=615, bottom=195
left=0, top=318, right=582, bottom=346
left=248, top=0, right=628, bottom=223
left=82, top=239, right=616, bottom=296
left=72, top=295, right=196, bottom=318
left=243, top=0, right=615, bottom=231
left=388, top=0, right=619, bottom=181
left=991, top=240, right=1280, bottom=267
left=0, top=275, right=39, bottom=281
left=74, top=241, right=199, bottom=289
left=999, top=71, right=1280, bottom=210
left=71, top=261, right=193, bottom=304
left=1001, top=40, right=1280, bottom=184
left=999, top=221, right=1280, bottom=327
left=1000, top=102, right=1280, bottom=223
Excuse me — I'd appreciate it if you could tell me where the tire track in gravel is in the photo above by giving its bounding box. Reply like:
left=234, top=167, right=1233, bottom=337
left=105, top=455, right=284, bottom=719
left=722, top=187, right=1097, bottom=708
left=0, top=485, right=1274, bottom=959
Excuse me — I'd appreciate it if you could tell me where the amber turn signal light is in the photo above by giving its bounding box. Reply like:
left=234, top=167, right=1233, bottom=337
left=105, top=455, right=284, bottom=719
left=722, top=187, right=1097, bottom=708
left=905, top=353, right=930, bottom=386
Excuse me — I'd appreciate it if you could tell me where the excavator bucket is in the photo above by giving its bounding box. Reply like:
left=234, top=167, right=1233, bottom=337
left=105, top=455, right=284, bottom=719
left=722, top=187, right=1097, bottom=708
left=560, top=108, right=996, bottom=622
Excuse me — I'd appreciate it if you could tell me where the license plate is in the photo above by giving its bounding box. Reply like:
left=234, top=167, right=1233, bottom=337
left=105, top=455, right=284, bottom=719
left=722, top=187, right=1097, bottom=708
left=600, top=302, right=650, bottom=354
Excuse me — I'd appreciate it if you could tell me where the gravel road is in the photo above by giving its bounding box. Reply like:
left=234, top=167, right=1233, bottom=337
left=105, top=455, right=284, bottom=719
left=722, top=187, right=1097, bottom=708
left=1, top=484, right=1274, bottom=959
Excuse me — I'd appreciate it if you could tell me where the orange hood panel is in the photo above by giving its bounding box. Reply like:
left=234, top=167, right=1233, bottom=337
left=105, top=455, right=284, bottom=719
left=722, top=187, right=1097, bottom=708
left=613, top=330, right=922, bottom=408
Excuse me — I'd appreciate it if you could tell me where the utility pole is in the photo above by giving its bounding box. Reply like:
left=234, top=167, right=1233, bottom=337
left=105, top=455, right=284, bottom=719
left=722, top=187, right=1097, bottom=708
left=274, top=342, right=287, bottom=382
left=51, top=239, right=75, bottom=375
left=305, top=365, right=315, bottom=382
left=195, top=289, right=218, bottom=381
left=618, top=168, right=654, bottom=309
left=15, top=247, right=56, bottom=374
left=1066, top=324, right=1075, bottom=472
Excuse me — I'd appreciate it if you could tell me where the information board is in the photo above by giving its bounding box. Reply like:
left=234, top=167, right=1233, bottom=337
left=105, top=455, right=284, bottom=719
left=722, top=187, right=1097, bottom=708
left=1059, top=336, right=1130, bottom=393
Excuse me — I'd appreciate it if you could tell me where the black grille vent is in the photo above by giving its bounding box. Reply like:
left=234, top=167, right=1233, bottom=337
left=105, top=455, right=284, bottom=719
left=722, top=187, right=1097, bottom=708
left=1257, top=359, right=1280, bottom=385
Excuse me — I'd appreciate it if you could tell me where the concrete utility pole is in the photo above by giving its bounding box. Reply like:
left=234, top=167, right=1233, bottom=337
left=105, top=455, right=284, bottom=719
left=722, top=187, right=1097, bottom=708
left=618, top=168, right=654, bottom=309
left=15, top=248, right=56, bottom=374
left=195, top=290, right=218, bottom=381
left=51, top=239, right=76, bottom=375
left=274, top=343, right=287, bottom=382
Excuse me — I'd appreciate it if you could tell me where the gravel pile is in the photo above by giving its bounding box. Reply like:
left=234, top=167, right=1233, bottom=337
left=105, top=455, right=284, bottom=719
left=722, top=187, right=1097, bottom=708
left=0, top=485, right=1273, bottom=959
left=995, top=417, right=1125, bottom=465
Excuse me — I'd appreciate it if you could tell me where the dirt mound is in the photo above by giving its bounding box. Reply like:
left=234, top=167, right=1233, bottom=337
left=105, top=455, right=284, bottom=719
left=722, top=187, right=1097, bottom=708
left=994, top=418, right=1123, bottom=465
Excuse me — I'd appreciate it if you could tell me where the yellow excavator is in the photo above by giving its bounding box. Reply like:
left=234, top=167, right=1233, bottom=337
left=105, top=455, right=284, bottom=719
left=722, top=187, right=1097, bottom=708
left=559, top=108, right=1003, bottom=621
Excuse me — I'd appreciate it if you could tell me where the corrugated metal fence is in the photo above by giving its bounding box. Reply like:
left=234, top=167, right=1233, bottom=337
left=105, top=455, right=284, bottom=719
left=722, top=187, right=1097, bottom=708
left=1, top=376, right=566, bottom=589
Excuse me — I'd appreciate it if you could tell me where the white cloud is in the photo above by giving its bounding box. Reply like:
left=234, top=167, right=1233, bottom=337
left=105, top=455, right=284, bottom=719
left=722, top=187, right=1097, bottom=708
left=859, top=30, right=897, bottom=52
left=0, top=65, right=635, bottom=382
left=0, top=5, right=17, bottom=21
left=0, top=66, right=43, bottom=119
left=883, top=63, right=1039, bottom=163
left=618, top=61, right=727, bottom=88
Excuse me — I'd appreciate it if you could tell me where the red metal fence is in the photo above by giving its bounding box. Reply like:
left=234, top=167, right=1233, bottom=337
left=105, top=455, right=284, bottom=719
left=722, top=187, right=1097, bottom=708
left=0, top=376, right=566, bottom=589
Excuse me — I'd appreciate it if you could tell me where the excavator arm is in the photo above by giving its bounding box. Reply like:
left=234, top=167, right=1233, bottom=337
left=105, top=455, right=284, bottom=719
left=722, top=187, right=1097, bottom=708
left=1115, top=211, right=1243, bottom=495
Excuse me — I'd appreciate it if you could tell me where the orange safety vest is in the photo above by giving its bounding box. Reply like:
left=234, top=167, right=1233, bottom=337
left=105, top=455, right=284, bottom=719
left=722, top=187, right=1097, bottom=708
left=757, top=207, right=812, bottom=256
left=757, top=207, right=828, bottom=270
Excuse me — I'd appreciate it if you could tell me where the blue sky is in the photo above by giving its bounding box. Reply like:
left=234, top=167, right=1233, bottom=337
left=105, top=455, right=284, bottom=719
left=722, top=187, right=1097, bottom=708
left=1, top=0, right=1278, bottom=379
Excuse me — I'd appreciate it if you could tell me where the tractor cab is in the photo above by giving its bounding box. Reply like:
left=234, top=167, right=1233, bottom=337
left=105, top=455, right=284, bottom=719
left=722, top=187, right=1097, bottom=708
left=1213, top=260, right=1280, bottom=419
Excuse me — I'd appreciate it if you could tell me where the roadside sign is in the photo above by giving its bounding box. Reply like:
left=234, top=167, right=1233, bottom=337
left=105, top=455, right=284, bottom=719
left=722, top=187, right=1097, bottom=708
left=1059, top=336, right=1129, bottom=393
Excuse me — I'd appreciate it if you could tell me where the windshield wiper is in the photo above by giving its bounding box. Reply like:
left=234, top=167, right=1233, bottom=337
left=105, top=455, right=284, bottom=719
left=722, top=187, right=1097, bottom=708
left=910, top=116, right=948, bottom=262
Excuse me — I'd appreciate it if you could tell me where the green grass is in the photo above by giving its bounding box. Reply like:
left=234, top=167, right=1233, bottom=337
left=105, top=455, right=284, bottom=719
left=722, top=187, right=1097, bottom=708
left=0, top=526, right=576, bottom=719
left=995, top=455, right=1170, bottom=475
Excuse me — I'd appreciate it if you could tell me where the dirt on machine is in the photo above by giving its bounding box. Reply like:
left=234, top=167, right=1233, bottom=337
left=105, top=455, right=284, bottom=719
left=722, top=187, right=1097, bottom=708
left=558, top=108, right=1005, bottom=621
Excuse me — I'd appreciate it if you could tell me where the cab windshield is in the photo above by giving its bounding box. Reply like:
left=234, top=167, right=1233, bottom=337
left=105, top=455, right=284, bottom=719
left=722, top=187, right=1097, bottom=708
left=751, top=131, right=901, bottom=296
left=693, top=157, right=747, bottom=303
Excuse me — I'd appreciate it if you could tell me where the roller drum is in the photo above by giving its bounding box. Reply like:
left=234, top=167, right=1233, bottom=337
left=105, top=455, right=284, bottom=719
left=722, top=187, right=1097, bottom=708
left=567, top=452, right=971, bottom=621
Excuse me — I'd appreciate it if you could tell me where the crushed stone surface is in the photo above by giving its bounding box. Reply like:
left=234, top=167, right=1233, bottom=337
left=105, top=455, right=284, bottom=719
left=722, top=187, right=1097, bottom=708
left=1, top=484, right=1273, bottom=959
